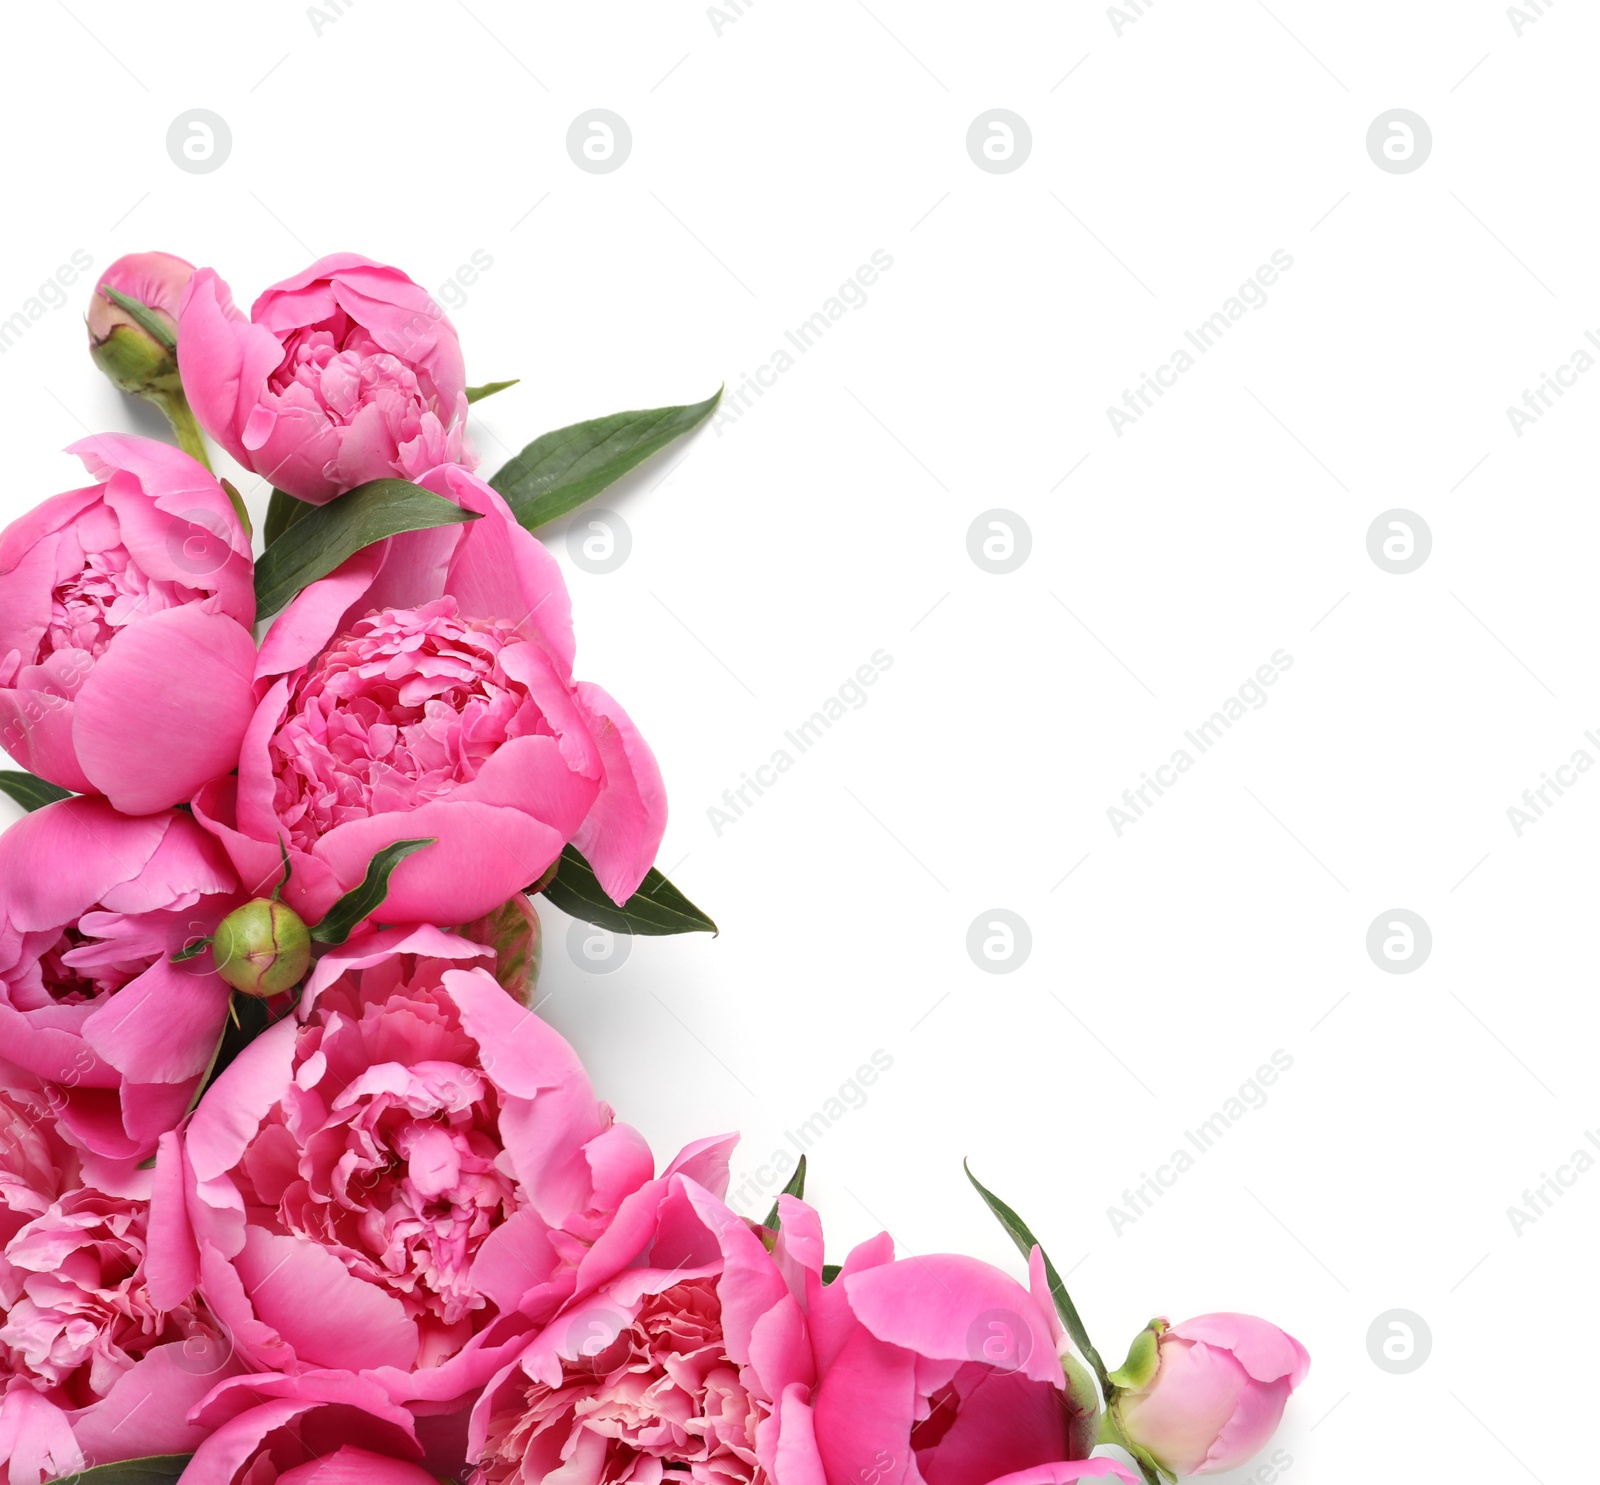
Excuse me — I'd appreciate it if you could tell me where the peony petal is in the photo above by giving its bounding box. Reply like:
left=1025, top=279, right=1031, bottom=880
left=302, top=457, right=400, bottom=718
left=74, top=604, right=257, bottom=813
left=235, top=1226, right=419, bottom=1371
left=81, top=954, right=230, bottom=1083
left=569, top=681, right=667, bottom=905
left=1169, top=1314, right=1310, bottom=1387
left=177, top=268, right=285, bottom=470
left=843, top=1254, right=1065, bottom=1387
left=0, top=796, right=166, bottom=931
left=70, top=1341, right=243, bottom=1461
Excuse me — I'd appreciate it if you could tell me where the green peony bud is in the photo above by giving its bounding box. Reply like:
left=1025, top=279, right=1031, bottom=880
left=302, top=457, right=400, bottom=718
left=212, top=898, right=312, bottom=998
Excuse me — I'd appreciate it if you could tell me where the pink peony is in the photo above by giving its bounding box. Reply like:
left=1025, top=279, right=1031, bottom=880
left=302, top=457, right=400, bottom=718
left=466, top=1158, right=803, bottom=1485
left=149, top=928, right=656, bottom=1414
left=0, top=1096, right=240, bottom=1485
left=196, top=464, right=664, bottom=922
left=0, top=797, right=242, bottom=1182
left=1112, top=1315, right=1309, bottom=1476
left=793, top=1205, right=1108, bottom=1485
left=0, top=434, right=255, bottom=812
left=177, top=254, right=472, bottom=505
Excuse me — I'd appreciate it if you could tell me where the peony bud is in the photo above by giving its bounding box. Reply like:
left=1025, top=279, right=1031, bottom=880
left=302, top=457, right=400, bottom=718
left=211, top=898, right=312, bottom=998
left=87, top=252, right=214, bottom=473
left=87, top=252, right=192, bottom=393
left=1105, top=1315, right=1308, bottom=1477
left=456, top=893, right=542, bottom=1005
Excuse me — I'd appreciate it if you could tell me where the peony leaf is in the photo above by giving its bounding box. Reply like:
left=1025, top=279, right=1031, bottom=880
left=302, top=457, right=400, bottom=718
left=0, top=770, right=72, bottom=811
left=262, top=487, right=313, bottom=547
left=53, top=1453, right=193, bottom=1485
left=465, top=379, right=520, bottom=404
left=489, top=389, right=722, bottom=532
left=538, top=844, right=716, bottom=936
left=254, top=479, right=480, bottom=618
left=310, top=838, right=437, bottom=945
left=761, top=1154, right=807, bottom=1234
left=964, top=1160, right=1111, bottom=1397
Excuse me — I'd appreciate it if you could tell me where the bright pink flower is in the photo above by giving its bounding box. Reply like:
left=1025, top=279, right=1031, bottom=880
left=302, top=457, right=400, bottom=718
left=0, top=797, right=242, bottom=1181
left=1113, top=1315, right=1308, bottom=1476
left=792, top=1207, right=1106, bottom=1485
left=196, top=465, right=664, bottom=922
left=466, top=1157, right=802, bottom=1485
left=0, top=1159, right=240, bottom=1485
left=149, top=931, right=655, bottom=1414
left=0, top=434, right=255, bottom=812
left=177, top=254, right=472, bottom=505
left=178, top=1372, right=435, bottom=1485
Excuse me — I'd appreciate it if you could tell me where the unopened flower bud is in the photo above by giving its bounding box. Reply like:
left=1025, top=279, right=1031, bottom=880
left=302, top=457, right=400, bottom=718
left=87, top=252, right=214, bottom=473
left=1106, top=1314, right=1309, bottom=1477
left=457, top=893, right=542, bottom=1006
left=87, top=252, right=192, bottom=397
left=211, top=898, right=311, bottom=998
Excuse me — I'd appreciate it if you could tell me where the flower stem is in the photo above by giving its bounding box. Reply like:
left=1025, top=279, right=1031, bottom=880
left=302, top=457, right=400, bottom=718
left=152, top=390, right=214, bottom=473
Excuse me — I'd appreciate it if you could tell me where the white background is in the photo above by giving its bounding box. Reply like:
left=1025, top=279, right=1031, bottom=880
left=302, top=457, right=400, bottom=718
left=0, top=2, right=1594, bottom=1480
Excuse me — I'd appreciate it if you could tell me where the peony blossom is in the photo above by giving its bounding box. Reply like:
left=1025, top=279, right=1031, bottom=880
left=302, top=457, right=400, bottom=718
left=1110, top=1314, right=1309, bottom=1477
left=794, top=1203, right=1105, bottom=1485
left=0, top=1082, right=240, bottom=1485
left=177, top=254, right=472, bottom=505
left=467, top=1156, right=796, bottom=1485
left=195, top=463, right=664, bottom=922
left=0, top=797, right=242, bottom=1182
left=148, top=928, right=656, bottom=1415
left=0, top=434, right=255, bottom=813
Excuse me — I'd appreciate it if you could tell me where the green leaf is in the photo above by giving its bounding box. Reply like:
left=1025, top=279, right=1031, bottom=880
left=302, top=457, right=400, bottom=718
left=761, top=1154, right=807, bottom=1233
left=219, top=478, right=253, bottom=539
left=0, top=770, right=71, bottom=811
left=964, top=1160, right=1111, bottom=1396
left=489, top=388, right=722, bottom=532
left=465, top=379, right=519, bottom=404
left=254, top=480, right=481, bottom=618
left=310, top=839, right=437, bottom=945
left=821, top=1263, right=842, bottom=1284
left=99, top=286, right=177, bottom=351
left=262, top=487, right=314, bottom=547
left=538, top=845, right=717, bottom=936
left=54, top=1454, right=193, bottom=1485
left=170, top=938, right=212, bottom=963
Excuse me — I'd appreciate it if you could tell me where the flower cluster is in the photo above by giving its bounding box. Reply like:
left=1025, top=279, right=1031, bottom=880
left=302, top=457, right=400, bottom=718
left=0, top=251, right=1307, bottom=1485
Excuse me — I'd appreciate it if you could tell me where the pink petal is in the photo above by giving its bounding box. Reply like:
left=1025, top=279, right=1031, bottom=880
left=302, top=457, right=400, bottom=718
left=81, top=954, right=229, bottom=1083
left=235, top=1226, right=419, bottom=1371
left=569, top=681, right=667, bottom=905
left=74, top=604, right=256, bottom=813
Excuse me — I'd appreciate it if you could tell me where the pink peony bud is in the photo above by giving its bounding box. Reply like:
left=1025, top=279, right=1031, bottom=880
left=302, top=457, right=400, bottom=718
left=211, top=897, right=312, bottom=998
left=1108, top=1314, right=1309, bottom=1477
left=87, top=251, right=193, bottom=394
